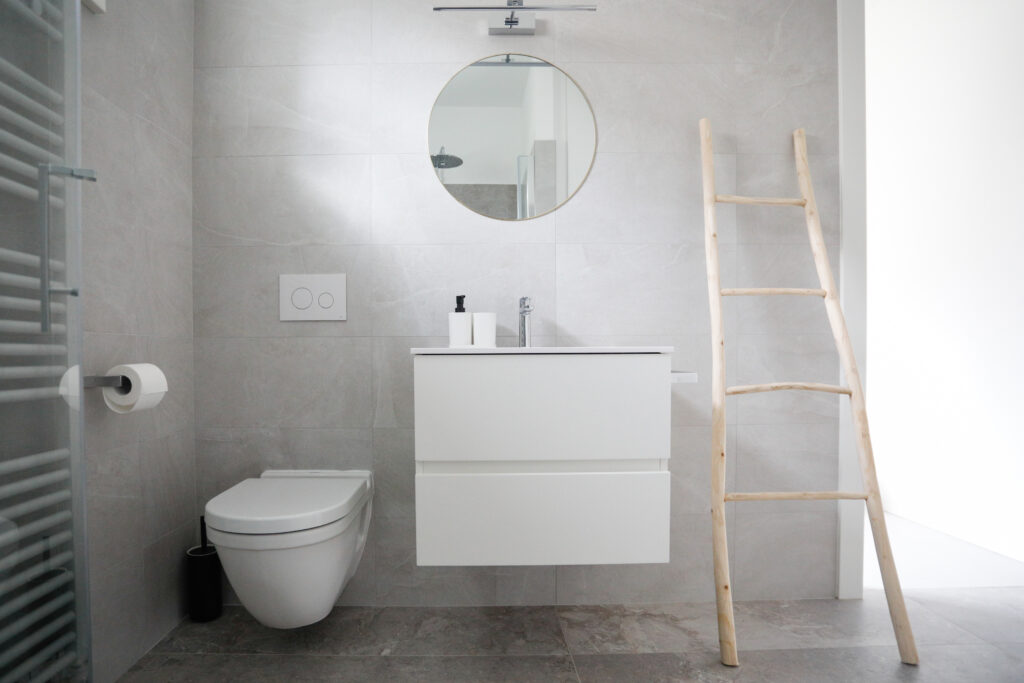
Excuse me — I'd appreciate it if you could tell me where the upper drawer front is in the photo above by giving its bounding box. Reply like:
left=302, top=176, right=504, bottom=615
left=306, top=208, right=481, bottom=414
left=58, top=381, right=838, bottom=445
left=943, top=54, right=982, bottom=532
left=414, top=353, right=671, bottom=461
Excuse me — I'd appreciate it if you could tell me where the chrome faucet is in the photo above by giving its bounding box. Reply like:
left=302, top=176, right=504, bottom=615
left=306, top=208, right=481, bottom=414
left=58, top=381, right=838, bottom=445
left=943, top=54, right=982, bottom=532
left=518, top=296, right=533, bottom=347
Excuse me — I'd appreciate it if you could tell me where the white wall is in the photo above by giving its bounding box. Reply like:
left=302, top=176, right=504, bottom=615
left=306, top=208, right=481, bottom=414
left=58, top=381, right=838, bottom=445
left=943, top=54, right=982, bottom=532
left=192, top=0, right=842, bottom=608
left=865, top=0, right=1024, bottom=562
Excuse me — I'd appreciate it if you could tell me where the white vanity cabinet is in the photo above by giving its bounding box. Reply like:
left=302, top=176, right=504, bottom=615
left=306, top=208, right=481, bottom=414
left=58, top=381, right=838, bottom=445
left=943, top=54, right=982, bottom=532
left=412, top=347, right=685, bottom=566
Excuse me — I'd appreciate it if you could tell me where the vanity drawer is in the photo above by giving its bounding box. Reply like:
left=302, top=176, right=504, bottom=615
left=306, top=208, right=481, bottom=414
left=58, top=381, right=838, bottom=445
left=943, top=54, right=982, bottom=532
left=415, top=470, right=670, bottom=566
left=414, top=353, right=671, bottom=462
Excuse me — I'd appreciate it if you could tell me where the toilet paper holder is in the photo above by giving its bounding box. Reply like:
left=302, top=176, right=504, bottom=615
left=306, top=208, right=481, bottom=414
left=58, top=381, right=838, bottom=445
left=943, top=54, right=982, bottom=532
left=83, top=374, right=129, bottom=390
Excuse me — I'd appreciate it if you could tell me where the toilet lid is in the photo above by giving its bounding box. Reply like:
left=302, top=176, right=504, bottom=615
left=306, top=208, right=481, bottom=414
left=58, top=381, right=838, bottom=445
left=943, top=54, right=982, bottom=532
left=205, top=476, right=369, bottom=535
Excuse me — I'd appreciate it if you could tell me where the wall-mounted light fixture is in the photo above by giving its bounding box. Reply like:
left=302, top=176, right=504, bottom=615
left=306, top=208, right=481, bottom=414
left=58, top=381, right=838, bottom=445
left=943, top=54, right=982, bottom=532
left=433, top=0, right=596, bottom=35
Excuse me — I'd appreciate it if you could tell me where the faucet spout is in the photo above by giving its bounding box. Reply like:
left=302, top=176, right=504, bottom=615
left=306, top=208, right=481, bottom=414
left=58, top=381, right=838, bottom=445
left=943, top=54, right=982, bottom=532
left=518, top=296, right=533, bottom=348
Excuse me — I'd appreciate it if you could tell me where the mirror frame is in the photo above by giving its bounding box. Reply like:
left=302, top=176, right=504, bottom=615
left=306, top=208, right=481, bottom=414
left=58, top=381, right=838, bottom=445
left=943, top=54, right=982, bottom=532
left=427, top=53, right=599, bottom=222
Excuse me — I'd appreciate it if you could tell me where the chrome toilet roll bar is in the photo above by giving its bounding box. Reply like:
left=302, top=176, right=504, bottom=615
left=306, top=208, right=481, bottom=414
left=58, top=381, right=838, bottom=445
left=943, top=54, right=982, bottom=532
left=83, top=375, right=129, bottom=389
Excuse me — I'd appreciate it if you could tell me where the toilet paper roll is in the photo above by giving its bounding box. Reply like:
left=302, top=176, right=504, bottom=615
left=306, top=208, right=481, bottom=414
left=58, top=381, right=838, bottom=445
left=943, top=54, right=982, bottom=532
left=102, top=363, right=168, bottom=414
left=59, top=364, right=81, bottom=411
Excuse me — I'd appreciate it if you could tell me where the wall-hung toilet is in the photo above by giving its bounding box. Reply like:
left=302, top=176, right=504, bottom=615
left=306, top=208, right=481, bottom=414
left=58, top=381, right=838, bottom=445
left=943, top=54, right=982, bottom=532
left=204, top=469, right=372, bottom=629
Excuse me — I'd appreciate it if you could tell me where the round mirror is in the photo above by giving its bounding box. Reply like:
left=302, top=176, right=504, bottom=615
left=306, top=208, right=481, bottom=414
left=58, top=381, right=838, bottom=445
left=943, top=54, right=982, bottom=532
left=428, top=54, right=597, bottom=221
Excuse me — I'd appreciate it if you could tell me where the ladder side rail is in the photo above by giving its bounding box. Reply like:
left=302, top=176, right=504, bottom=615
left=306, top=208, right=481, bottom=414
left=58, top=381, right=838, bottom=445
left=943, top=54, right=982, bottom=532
left=792, top=128, right=919, bottom=665
left=699, top=118, right=739, bottom=667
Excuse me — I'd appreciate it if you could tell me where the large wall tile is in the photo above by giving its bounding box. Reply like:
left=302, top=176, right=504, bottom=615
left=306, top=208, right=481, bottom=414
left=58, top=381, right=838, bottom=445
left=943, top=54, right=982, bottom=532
left=671, top=424, right=737, bottom=515
left=82, top=0, right=193, bottom=144
left=138, top=336, right=196, bottom=441
left=733, top=510, right=837, bottom=599
left=133, top=0, right=194, bottom=145
left=734, top=153, right=840, bottom=245
left=736, top=0, right=838, bottom=66
left=554, top=0, right=736, bottom=65
left=83, top=3, right=195, bottom=679
left=733, top=332, right=841, bottom=425
left=373, top=63, right=461, bottom=154
left=372, top=428, right=415, bottom=519
left=195, top=0, right=371, bottom=67
left=733, top=64, right=839, bottom=155
left=732, top=242, right=839, bottom=336
left=194, top=245, right=372, bottom=337
left=734, top=422, right=839, bottom=513
left=555, top=513, right=724, bottom=604
left=141, top=429, right=197, bottom=540
left=138, top=236, right=193, bottom=338
left=82, top=214, right=145, bottom=335
left=496, top=567, right=557, bottom=606
left=141, top=523, right=196, bottom=649
left=566, top=63, right=736, bottom=157
left=555, top=153, right=729, bottom=246
left=371, top=0, right=555, bottom=64
left=89, top=557, right=145, bottom=683
left=195, top=337, right=373, bottom=429
left=374, top=517, right=499, bottom=606
left=82, top=87, right=140, bottom=231
left=194, top=65, right=372, bottom=156
left=194, top=156, right=372, bottom=246
left=87, top=494, right=145, bottom=572
left=195, top=427, right=372, bottom=511
left=337, top=523, right=377, bottom=606
left=556, top=244, right=712, bottom=337
left=371, top=244, right=556, bottom=336
left=189, top=0, right=841, bottom=614
left=373, top=336, right=445, bottom=429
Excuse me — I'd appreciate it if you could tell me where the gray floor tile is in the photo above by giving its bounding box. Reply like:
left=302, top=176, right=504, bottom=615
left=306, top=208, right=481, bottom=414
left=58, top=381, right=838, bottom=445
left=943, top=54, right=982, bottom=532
left=558, top=603, right=711, bottom=655
left=155, top=605, right=568, bottom=657
left=907, top=587, right=1024, bottom=644
left=574, top=650, right=741, bottom=682
left=737, top=643, right=1023, bottom=683
left=575, top=644, right=1022, bottom=683
left=382, top=606, right=568, bottom=656
left=138, top=589, right=1024, bottom=682
left=123, top=653, right=579, bottom=682
left=990, top=640, right=1024, bottom=663
left=725, top=591, right=986, bottom=651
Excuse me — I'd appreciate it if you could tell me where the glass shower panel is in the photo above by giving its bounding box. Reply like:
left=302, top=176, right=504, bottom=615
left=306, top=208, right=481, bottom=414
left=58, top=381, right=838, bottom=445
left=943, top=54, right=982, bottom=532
left=516, top=154, right=535, bottom=220
left=0, top=1, right=90, bottom=681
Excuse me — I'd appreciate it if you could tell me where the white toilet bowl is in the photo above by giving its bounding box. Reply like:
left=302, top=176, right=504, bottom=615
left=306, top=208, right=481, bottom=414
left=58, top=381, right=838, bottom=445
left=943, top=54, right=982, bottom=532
left=204, top=469, right=372, bottom=629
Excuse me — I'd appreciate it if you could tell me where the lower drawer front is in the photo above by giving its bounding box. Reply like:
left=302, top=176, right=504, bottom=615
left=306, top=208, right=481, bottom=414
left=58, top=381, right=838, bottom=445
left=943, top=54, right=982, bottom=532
left=415, top=471, right=670, bottom=566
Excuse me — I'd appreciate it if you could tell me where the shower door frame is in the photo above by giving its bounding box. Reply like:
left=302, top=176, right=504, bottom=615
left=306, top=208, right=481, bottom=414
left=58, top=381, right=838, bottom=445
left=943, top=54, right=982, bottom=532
left=1, top=0, right=92, bottom=679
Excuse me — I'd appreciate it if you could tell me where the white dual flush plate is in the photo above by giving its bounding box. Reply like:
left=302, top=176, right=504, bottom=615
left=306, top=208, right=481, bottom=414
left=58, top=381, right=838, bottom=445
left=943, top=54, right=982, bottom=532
left=279, top=274, right=347, bottom=321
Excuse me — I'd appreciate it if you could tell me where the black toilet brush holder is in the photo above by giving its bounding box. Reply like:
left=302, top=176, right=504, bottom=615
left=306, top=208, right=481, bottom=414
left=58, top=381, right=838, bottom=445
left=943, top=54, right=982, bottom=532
left=185, top=516, right=222, bottom=622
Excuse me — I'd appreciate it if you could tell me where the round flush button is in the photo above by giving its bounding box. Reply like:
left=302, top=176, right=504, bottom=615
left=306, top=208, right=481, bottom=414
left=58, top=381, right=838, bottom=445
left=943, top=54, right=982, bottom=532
left=291, top=287, right=313, bottom=310
left=318, top=292, right=334, bottom=309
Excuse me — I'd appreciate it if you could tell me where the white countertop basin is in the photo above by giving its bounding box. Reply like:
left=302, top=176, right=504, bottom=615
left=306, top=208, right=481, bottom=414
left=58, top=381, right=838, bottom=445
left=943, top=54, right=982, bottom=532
left=410, top=346, right=675, bottom=355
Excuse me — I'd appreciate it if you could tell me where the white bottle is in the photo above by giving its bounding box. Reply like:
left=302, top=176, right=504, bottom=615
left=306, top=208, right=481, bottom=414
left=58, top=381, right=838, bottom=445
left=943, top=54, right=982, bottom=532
left=472, top=312, right=497, bottom=348
left=448, top=295, right=473, bottom=348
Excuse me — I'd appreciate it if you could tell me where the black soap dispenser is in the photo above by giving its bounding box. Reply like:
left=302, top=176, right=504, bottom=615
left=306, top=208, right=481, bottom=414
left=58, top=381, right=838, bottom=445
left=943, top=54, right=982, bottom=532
left=449, top=294, right=472, bottom=347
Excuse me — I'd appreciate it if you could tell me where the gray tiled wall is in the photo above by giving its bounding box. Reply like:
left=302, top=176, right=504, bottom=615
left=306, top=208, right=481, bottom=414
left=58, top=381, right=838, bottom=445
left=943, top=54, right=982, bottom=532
left=191, top=0, right=841, bottom=608
left=80, top=1, right=195, bottom=680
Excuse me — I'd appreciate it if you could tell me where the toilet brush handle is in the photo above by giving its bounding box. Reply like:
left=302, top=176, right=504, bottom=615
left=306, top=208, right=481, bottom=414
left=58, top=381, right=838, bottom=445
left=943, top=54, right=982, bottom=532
left=200, top=516, right=208, bottom=549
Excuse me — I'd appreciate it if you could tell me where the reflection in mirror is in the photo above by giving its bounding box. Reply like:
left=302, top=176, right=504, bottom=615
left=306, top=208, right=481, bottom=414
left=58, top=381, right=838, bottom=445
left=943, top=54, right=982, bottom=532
left=428, top=54, right=597, bottom=220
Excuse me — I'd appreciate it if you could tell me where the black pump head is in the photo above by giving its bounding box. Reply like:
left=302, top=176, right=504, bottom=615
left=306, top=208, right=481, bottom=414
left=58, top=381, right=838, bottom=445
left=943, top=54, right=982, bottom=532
left=455, top=295, right=466, bottom=312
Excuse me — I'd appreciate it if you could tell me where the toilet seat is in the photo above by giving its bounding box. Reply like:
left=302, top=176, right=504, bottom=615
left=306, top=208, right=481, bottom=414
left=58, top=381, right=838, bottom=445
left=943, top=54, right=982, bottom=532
left=205, top=470, right=371, bottom=535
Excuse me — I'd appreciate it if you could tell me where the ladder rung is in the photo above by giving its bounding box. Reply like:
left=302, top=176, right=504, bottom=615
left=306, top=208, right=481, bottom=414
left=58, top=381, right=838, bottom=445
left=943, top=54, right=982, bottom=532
left=715, top=193, right=806, bottom=207
left=721, top=288, right=826, bottom=297
left=726, top=382, right=851, bottom=396
left=725, top=491, right=868, bottom=502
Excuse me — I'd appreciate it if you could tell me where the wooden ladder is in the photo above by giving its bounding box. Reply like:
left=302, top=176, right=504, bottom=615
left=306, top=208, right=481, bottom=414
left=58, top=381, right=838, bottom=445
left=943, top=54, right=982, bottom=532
left=698, top=118, right=919, bottom=667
